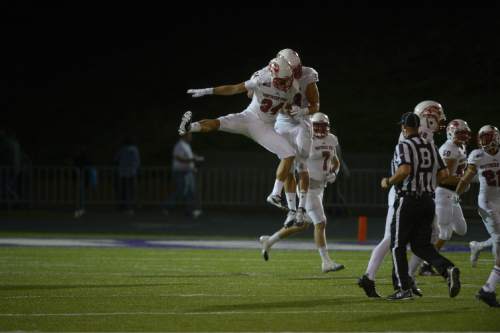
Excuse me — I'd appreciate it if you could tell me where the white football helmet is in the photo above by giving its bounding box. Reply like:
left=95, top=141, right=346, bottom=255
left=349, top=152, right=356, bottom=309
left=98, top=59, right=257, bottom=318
left=268, top=57, right=293, bottom=92
left=311, top=112, right=330, bottom=138
left=446, top=119, right=471, bottom=145
left=414, top=100, right=446, bottom=133
left=478, top=125, right=500, bottom=153
left=277, top=48, right=302, bottom=79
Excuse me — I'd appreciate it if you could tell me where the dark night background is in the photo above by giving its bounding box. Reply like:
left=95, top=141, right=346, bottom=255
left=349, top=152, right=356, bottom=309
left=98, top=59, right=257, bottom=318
left=4, top=3, right=500, bottom=165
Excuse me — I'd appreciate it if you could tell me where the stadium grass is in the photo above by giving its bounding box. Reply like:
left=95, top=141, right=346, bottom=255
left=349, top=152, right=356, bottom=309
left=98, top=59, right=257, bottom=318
left=0, top=246, right=498, bottom=332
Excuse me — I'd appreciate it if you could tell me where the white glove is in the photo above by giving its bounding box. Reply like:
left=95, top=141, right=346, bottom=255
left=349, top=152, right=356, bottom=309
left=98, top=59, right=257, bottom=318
left=289, top=105, right=309, bottom=118
left=452, top=193, right=461, bottom=206
left=194, top=155, right=205, bottom=162
left=326, top=172, right=337, bottom=184
left=187, top=88, right=213, bottom=98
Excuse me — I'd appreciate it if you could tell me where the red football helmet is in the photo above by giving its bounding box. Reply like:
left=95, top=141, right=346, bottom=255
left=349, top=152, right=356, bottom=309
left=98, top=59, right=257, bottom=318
left=277, top=48, right=302, bottom=79
left=446, top=119, right=471, bottom=145
left=268, top=57, right=293, bottom=92
left=311, top=112, right=330, bottom=138
left=414, top=100, right=447, bottom=133
left=478, top=125, right=500, bottom=153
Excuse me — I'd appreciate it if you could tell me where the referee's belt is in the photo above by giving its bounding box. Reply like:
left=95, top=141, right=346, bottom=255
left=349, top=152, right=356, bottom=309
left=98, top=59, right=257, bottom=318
left=398, top=191, right=434, bottom=199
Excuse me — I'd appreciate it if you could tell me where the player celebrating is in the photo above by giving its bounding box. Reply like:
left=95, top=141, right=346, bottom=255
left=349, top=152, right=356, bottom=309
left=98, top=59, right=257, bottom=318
left=264, top=48, right=320, bottom=226
left=179, top=57, right=298, bottom=205
left=433, top=119, right=471, bottom=251
left=258, top=113, right=345, bottom=273
left=358, top=100, right=446, bottom=298
left=457, top=125, right=500, bottom=307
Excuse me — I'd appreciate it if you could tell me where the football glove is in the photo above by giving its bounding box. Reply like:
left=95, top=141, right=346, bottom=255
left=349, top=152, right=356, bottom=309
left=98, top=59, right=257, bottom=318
left=187, top=88, right=213, bottom=98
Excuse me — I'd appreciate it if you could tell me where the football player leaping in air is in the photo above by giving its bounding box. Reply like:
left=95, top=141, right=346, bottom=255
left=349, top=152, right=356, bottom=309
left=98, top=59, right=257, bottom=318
left=248, top=48, right=320, bottom=225
left=258, top=112, right=345, bottom=273
left=180, top=56, right=299, bottom=215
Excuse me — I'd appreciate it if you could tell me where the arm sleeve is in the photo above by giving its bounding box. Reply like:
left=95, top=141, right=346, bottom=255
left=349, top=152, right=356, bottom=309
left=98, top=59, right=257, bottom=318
left=244, top=78, right=258, bottom=90
left=396, top=142, right=411, bottom=166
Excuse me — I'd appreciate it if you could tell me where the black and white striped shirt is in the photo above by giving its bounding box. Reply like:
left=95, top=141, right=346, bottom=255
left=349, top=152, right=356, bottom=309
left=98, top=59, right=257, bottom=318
left=393, top=134, right=446, bottom=195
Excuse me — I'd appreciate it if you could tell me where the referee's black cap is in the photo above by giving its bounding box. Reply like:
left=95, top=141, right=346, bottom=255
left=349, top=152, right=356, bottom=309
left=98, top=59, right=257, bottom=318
left=399, top=112, right=420, bottom=128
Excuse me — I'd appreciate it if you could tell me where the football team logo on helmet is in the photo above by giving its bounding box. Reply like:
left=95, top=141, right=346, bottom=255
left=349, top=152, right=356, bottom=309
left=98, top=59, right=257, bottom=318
left=477, top=124, right=500, bottom=153
left=268, top=57, right=293, bottom=92
left=277, top=48, right=302, bottom=79
left=311, top=112, right=330, bottom=138
left=446, top=119, right=471, bottom=145
left=414, top=100, right=446, bottom=133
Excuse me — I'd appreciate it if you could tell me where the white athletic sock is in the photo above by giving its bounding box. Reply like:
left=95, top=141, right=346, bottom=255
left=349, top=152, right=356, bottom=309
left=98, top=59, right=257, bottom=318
left=483, top=265, right=500, bottom=292
left=366, top=237, right=390, bottom=280
left=285, top=192, right=296, bottom=210
left=318, top=246, right=331, bottom=263
left=271, top=180, right=284, bottom=196
left=298, top=191, right=307, bottom=209
left=479, top=237, right=494, bottom=249
left=408, top=254, right=424, bottom=278
left=268, top=232, right=281, bottom=248
left=190, top=122, right=201, bottom=132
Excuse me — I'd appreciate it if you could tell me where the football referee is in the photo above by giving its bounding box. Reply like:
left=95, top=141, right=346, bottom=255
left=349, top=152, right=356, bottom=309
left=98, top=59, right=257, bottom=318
left=381, top=112, right=461, bottom=300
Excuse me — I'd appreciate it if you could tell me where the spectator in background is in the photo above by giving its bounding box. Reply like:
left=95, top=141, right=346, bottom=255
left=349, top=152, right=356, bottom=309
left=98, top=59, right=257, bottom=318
left=0, top=129, right=22, bottom=205
left=114, top=136, right=141, bottom=215
left=164, top=132, right=203, bottom=218
left=73, top=146, right=97, bottom=218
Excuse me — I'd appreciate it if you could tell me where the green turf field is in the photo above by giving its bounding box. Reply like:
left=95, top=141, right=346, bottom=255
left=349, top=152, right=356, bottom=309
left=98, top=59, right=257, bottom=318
left=0, top=246, right=498, bottom=332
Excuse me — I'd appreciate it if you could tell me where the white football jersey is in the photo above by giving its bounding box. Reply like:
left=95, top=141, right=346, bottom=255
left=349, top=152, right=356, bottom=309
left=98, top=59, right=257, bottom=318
left=244, top=69, right=298, bottom=124
left=439, top=140, right=467, bottom=177
left=468, top=148, right=500, bottom=201
left=307, top=133, right=338, bottom=181
left=398, top=126, right=435, bottom=144
left=276, top=66, right=319, bottom=126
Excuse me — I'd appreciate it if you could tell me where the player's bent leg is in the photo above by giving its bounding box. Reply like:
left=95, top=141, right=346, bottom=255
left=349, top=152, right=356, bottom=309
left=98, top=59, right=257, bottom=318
left=196, top=119, right=220, bottom=132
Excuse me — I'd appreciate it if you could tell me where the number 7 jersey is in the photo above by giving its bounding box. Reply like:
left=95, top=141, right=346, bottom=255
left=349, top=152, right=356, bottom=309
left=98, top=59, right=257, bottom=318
left=468, top=148, right=500, bottom=201
left=307, top=133, right=339, bottom=182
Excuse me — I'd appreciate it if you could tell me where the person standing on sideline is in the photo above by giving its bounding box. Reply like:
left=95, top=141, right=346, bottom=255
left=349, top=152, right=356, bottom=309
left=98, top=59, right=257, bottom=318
left=114, top=136, right=141, bottom=215
left=73, top=146, right=97, bottom=218
left=456, top=125, right=500, bottom=307
left=380, top=112, right=460, bottom=300
left=164, top=132, right=203, bottom=218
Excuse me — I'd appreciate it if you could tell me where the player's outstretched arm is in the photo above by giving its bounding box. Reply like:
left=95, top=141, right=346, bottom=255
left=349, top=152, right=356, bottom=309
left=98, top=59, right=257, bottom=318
left=187, top=83, right=247, bottom=98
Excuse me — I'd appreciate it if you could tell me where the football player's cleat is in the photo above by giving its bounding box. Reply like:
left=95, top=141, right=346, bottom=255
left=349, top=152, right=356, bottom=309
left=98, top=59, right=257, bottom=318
left=469, top=241, right=482, bottom=267
left=357, top=274, right=381, bottom=298
left=447, top=267, right=461, bottom=298
left=476, top=288, right=500, bottom=307
left=258, top=235, right=270, bottom=261
left=322, top=261, right=345, bottom=273
left=178, top=111, right=192, bottom=136
left=266, top=194, right=288, bottom=211
left=387, top=289, right=414, bottom=301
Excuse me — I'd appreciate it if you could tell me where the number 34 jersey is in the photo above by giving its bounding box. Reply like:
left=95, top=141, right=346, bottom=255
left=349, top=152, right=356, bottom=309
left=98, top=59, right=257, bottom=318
left=244, top=69, right=298, bottom=124
left=439, top=140, right=467, bottom=177
left=468, top=148, right=500, bottom=202
left=307, top=133, right=339, bottom=182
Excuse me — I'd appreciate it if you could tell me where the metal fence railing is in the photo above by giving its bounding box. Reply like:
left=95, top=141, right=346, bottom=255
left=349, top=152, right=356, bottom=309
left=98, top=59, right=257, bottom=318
left=0, top=166, right=480, bottom=212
